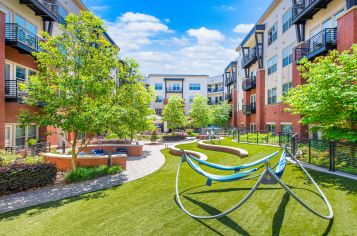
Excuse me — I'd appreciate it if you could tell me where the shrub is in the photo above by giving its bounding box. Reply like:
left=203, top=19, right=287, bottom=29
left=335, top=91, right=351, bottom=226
left=0, top=150, right=18, bottom=166
left=105, top=134, right=119, bottom=140
left=65, top=165, right=122, bottom=183
left=0, top=163, right=57, bottom=195
left=24, top=156, right=43, bottom=165
left=150, top=131, right=159, bottom=143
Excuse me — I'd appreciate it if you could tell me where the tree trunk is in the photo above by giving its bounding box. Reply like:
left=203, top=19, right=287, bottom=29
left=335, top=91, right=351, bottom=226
left=70, top=132, right=78, bottom=170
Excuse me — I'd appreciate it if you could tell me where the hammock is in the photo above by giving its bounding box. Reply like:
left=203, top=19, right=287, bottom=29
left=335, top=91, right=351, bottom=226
left=175, top=146, right=333, bottom=220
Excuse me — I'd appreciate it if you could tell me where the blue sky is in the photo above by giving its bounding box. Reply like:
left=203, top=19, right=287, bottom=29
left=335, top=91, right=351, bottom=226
left=83, top=0, right=272, bottom=76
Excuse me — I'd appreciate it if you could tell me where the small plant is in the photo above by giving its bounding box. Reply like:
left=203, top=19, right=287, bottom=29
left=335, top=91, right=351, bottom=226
left=105, top=134, right=119, bottom=140
left=24, top=156, right=43, bottom=164
left=150, top=131, right=159, bottom=143
left=0, top=150, right=18, bottom=166
left=27, top=138, right=37, bottom=147
left=65, top=165, right=123, bottom=183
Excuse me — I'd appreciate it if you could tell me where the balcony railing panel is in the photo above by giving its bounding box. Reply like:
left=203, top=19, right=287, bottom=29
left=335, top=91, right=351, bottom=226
left=225, top=73, right=237, bottom=86
left=5, top=23, right=41, bottom=54
left=20, top=0, right=58, bottom=21
left=207, top=88, right=223, bottom=93
left=295, top=28, right=337, bottom=64
left=166, top=88, right=183, bottom=93
left=242, top=77, right=256, bottom=91
left=292, top=0, right=332, bottom=24
left=242, top=104, right=256, bottom=115
left=241, top=46, right=262, bottom=68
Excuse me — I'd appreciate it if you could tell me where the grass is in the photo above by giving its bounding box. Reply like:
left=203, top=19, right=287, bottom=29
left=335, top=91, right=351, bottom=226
left=0, top=139, right=356, bottom=235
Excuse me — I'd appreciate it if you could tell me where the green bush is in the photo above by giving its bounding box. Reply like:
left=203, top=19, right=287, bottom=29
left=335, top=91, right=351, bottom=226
left=105, top=134, right=119, bottom=140
left=65, top=165, right=123, bottom=183
left=0, top=151, right=17, bottom=166
left=24, top=156, right=43, bottom=165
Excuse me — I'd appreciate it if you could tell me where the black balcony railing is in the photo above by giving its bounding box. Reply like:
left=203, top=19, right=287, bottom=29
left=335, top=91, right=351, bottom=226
left=208, top=101, right=221, bottom=105
left=295, top=28, right=337, bottom=64
left=20, top=0, right=58, bottom=21
left=5, top=80, right=25, bottom=102
left=242, top=77, right=256, bottom=91
left=241, top=47, right=260, bottom=68
left=242, top=104, right=256, bottom=115
left=225, top=93, right=233, bottom=102
left=207, top=88, right=223, bottom=93
left=292, top=0, right=332, bottom=24
left=166, top=88, right=183, bottom=93
left=5, top=23, right=42, bottom=54
left=225, top=73, right=237, bottom=86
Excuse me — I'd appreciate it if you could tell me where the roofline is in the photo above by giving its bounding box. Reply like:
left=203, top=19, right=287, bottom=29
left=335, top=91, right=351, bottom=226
left=237, top=24, right=265, bottom=50
left=224, top=61, right=237, bottom=72
left=103, top=31, right=120, bottom=50
left=148, top=74, right=209, bottom=77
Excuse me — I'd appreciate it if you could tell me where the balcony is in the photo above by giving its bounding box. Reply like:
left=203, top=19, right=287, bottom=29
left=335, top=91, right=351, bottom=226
left=225, top=93, right=233, bottom=102
left=242, top=104, right=256, bottom=115
left=5, top=23, right=42, bottom=54
left=166, top=88, right=183, bottom=93
left=292, top=0, right=332, bottom=24
left=208, top=101, right=221, bottom=105
left=295, top=28, right=337, bottom=64
left=225, top=73, right=237, bottom=86
left=5, top=80, right=22, bottom=102
left=242, top=77, right=256, bottom=91
left=241, top=47, right=260, bottom=68
left=207, top=88, right=223, bottom=93
left=20, top=0, right=58, bottom=21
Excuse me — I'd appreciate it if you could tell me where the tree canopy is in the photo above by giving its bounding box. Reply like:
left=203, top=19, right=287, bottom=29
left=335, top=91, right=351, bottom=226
left=189, top=95, right=211, bottom=128
left=283, top=44, right=357, bottom=142
left=162, top=95, right=186, bottom=130
left=210, top=101, right=231, bottom=128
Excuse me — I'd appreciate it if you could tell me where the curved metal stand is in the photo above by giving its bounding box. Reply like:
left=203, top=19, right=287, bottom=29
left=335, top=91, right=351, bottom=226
left=175, top=151, right=333, bottom=220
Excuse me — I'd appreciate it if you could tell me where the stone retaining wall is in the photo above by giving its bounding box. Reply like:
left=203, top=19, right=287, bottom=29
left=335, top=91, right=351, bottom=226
left=197, top=140, right=248, bottom=158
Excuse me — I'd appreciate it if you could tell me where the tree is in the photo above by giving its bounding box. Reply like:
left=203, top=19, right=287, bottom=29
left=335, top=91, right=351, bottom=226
left=20, top=12, right=119, bottom=169
left=283, top=45, right=357, bottom=142
left=111, top=60, right=155, bottom=143
left=210, top=101, right=231, bottom=128
left=162, top=95, right=186, bottom=131
left=189, top=95, right=211, bottom=128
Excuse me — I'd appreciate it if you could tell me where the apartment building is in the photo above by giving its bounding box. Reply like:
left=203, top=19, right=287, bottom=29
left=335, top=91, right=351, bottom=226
left=144, top=74, right=209, bottom=130
left=224, top=61, right=238, bottom=127
left=233, top=0, right=356, bottom=137
left=0, top=0, right=118, bottom=149
left=207, top=75, right=224, bottom=105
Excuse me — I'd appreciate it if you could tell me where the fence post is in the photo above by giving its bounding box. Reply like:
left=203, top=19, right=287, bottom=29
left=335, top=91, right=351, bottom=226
left=256, top=131, right=258, bottom=143
left=237, top=129, right=240, bottom=142
left=267, top=132, right=269, bottom=144
left=308, top=139, right=311, bottom=163
left=62, top=141, right=66, bottom=154
left=279, top=132, right=281, bottom=146
left=48, top=142, right=51, bottom=152
left=247, top=130, right=249, bottom=143
left=329, top=141, right=335, bottom=171
left=108, top=153, right=112, bottom=167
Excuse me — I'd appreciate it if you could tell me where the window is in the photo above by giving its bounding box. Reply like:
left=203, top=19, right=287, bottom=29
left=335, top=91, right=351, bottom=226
left=189, top=83, right=200, bottom=90
left=16, top=65, right=26, bottom=81
left=267, top=56, right=277, bottom=75
left=266, top=124, right=276, bottom=132
left=15, top=125, right=26, bottom=146
left=282, top=82, right=292, bottom=95
left=0, top=4, right=13, bottom=23
left=267, top=88, right=277, bottom=104
left=281, top=124, right=292, bottom=133
left=154, top=83, right=162, bottom=90
left=268, top=23, right=278, bottom=45
left=155, top=108, right=162, bottom=116
left=189, top=96, right=195, bottom=103
left=282, top=9, right=292, bottom=33
left=155, top=96, right=163, bottom=102
left=168, top=83, right=181, bottom=91
left=250, top=123, right=256, bottom=131
left=250, top=94, right=256, bottom=108
left=58, top=4, right=68, bottom=25
left=282, top=44, right=293, bottom=67
left=27, top=125, right=37, bottom=140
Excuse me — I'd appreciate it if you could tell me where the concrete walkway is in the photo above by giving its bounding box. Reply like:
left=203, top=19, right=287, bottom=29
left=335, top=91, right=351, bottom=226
left=0, top=144, right=166, bottom=214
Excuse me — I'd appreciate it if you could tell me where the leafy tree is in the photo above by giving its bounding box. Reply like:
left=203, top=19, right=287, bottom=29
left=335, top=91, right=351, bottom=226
left=283, top=45, right=357, bottom=142
left=110, top=60, right=155, bottom=143
left=210, top=101, right=231, bottom=128
left=20, top=12, right=119, bottom=169
left=189, top=95, right=211, bottom=128
left=162, top=95, right=186, bottom=131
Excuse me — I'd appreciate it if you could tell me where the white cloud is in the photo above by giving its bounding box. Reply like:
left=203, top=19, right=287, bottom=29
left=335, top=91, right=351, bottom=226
left=214, top=5, right=235, bottom=11
left=187, top=27, right=225, bottom=45
left=233, top=24, right=255, bottom=34
left=105, top=12, right=171, bottom=51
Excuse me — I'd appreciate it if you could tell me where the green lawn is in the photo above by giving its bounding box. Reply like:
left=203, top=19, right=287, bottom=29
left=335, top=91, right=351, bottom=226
left=1, top=140, right=357, bottom=235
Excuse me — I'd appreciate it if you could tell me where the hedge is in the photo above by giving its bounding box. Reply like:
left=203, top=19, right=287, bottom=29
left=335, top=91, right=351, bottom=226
left=0, top=163, right=57, bottom=195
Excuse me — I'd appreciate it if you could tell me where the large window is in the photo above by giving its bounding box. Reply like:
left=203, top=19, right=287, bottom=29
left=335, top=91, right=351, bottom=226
left=154, top=83, right=162, bottom=90
left=281, top=124, right=292, bottom=133
left=268, top=23, right=278, bottom=45
left=250, top=123, right=256, bottom=131
left=16, top=65, right=26, bottom=82
left=189, top=83, right=201, bottom=90
left=267, top=56, right=277, bottom=75
left=267, top=88, right=277, bottom=104
left=282, top=44, right=293, bottom=67
left=266, top=124, right=276, bottom=133
left=168, top=83, right=181, bottom=91
left=282, top=9, right=292, bottom=33
left=155, top=96, right=163, bottom=102
left=282, top=82, right=292, bottom=95
left=250, top=94, right=256, bottom=108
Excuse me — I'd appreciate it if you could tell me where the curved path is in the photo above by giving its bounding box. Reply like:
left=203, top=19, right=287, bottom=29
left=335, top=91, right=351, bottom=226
left=0, top=144, right=165, bottom=214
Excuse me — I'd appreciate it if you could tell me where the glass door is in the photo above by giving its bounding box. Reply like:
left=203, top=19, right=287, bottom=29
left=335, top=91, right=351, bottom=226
left=5, top=125, right=12, bottom=147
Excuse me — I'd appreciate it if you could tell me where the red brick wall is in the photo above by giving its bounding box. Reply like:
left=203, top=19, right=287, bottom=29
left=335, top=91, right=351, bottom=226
left=231, top=88, right=238, bottom=127
left=5, top=46, right=37, bottom=70
left=255, top=69, right=265, bottom=130
left=337, top=7, right=357, bottom=52
left=0, top=12, right=5, bottom=149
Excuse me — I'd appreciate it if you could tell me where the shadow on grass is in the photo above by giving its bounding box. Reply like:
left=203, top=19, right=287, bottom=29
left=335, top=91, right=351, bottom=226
left=182, top=195, right=250, bottom=236
left=0, top=188, right=114, bottom=222
left=272, top=192, right=290, bottom=236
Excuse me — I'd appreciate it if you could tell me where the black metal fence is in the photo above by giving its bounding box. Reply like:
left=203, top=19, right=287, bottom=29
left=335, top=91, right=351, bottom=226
left=234, top=129, right=357, bottom=175
left=5, top=142, right=51, bottom=157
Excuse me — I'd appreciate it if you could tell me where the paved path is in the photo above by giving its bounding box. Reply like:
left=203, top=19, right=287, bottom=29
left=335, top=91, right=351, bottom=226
left=0, top=144, right=166, bottom=214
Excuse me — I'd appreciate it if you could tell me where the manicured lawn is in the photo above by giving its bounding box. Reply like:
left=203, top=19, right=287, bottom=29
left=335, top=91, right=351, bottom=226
left=0, top=140, right=357, bottom=235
